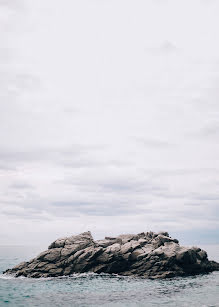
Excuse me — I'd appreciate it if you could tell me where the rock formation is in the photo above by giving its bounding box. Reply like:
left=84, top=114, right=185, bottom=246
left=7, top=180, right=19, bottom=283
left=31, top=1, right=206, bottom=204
left=4, top=231, right=219, bottom=279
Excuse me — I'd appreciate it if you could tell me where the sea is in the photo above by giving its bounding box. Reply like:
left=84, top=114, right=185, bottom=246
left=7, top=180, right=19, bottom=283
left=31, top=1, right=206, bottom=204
left=0, top=245, right=219, bottom=307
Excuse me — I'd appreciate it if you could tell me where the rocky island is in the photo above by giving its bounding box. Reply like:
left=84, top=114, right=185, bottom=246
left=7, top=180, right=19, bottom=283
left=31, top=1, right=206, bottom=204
left=4, top=231, right=219, bottom=279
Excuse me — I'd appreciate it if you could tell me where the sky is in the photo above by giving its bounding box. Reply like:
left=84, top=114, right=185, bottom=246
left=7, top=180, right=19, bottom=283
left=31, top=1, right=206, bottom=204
left=0, top=0, right=219, bottom=246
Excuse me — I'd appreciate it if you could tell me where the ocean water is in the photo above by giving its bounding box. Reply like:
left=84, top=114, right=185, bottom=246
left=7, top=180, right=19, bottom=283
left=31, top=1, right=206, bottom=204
left=0, top=245, right=219, bottom=307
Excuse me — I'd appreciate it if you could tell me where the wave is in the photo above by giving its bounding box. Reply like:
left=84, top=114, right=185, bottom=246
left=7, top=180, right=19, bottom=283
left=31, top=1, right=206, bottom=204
left=0, top=271, right=130, bottom=281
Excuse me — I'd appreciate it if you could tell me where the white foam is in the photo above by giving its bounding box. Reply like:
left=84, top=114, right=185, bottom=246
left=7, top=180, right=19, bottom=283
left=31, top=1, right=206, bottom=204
left=0, top=273, right=17, bottom=280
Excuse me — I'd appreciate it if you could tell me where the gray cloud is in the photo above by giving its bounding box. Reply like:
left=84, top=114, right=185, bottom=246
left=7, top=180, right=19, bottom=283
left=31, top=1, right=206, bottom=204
left=198, top=123, right=219, bottom=139
left=51, top=200, right=148, bottom=217
left=1, top=209, right=50, bottom=220
left=0, top=0, right=24, bottom=11
left=144, top=40, right=179, bottom=57
left=134, top=137, right=175, bottom=148
left=9, top=182, right=34, bottom=190
left=160, top=41, right=178, bottom=53
left=0, top=144, right=105, bottom=169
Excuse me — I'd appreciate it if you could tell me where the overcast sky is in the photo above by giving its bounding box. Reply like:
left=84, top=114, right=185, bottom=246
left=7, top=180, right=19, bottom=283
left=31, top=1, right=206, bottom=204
left=0, top=0, right=219, bottom=246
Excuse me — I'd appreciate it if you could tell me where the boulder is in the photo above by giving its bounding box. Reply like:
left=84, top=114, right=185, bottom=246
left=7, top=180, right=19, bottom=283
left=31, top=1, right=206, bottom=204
left=3, top=231, right=219, bottom=279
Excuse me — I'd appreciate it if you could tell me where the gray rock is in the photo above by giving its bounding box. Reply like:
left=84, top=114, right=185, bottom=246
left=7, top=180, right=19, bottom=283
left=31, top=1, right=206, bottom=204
left=106, top=243, right=121, bottom=254
left=45, top=250, right=61, bottom=262
left=48, top=237, right=67, bottom=249
left=4, top=231, right=219, bottom=279
left=118, top=234, right=138, bottom=243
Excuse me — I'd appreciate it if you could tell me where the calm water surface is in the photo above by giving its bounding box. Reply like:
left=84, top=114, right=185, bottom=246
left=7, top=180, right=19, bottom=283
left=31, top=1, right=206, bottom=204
left=0, top=245, right=219, bottom=306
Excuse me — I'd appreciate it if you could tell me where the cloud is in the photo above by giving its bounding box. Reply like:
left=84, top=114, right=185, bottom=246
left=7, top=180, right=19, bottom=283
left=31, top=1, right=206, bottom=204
left=187, top=121, right=219, bottom=141
left=9, top=182, right=34, bottom=190
left=157, top=41, right=179, bottom=55
left=145, top=40, right=179, bottom=56
left=0, top=0, right=219, bottom=245
left=198, top=123, right=219, bottom=139
left=0, top=0, right=24, bottom=11
left=1, top=209, right=50, bottom=220
left=51, top=200, right=147, bottom=217
left=0, top=144, right=104, bottom=169
left=134, top=137, right=175, bottom=148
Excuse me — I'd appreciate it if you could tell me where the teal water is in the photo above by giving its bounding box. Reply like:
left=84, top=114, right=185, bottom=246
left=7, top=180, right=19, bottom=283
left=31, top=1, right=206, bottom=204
left=0, top=245, right=219, bottom=307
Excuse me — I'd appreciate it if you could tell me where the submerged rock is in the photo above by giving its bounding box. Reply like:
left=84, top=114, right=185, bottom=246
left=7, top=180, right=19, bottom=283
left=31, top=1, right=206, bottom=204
left=3, top=231, right=219, bottom=279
